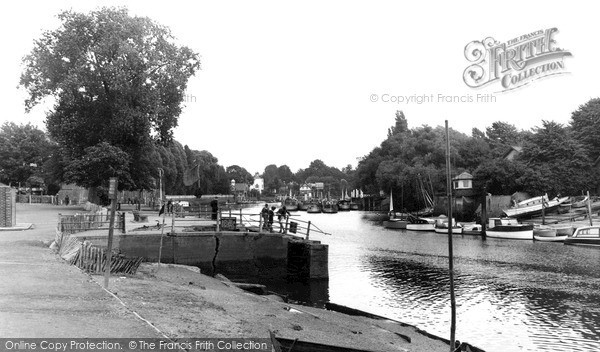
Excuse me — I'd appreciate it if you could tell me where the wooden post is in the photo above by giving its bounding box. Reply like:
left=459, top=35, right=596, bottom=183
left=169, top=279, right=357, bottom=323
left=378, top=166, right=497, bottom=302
left=445, top=120, right=456, bottom=352
left=541, top=193, right=546, bottom=225
left=306, top=221, right=311, bottom=240
left=104, top=177, right=118, bottom=289
left=258, top=214, right=263, bottom=233
left=157, top=211, right=167, bottom=268
left=587, top=191, right=593, bottom=226
left=284, top=216, right=289, bottom=234
left=216, top=210, right=221, bottom=232
left=239, top=209, right=243, bottom=226
left=481, top=193, right=487, bottom=239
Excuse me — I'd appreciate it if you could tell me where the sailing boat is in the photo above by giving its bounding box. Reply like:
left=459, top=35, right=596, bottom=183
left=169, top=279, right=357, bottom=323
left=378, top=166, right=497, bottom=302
left=383, top=189, right=408, bottom=229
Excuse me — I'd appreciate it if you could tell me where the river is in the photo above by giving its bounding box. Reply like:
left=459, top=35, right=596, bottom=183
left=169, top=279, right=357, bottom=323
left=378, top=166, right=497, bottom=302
left=260, top=209, right=600, bottom=352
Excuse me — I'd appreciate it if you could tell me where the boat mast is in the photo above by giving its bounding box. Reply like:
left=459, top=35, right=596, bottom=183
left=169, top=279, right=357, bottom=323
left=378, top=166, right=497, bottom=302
left=445, top=120, right=456, bottom=351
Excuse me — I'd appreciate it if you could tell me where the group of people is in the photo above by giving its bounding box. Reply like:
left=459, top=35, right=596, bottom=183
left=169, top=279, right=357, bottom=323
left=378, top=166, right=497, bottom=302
left=260, top=204, right=290, bottom=233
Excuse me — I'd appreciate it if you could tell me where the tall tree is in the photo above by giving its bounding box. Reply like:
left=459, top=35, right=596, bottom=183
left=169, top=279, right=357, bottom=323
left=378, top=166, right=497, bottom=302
left=0, top=122, right=53, bottom=186
left=20, top=7, right=200, bottom=190
left=571, top=97, right=600, bottom=159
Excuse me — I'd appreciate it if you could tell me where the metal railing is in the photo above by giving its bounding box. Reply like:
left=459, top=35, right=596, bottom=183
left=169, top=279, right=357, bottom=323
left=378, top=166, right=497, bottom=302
left=163, top=207, right=331, bottom=239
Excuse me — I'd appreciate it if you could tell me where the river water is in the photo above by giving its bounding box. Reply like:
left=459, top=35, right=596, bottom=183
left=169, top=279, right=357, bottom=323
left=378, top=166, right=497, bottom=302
left=262, top=209, right=600, bottom=352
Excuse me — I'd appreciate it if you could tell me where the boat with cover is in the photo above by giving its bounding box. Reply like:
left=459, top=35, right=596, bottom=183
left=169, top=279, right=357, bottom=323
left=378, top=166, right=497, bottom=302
left=406, top=215, right=435, bottom=231
left=433, top=215, right=463, bottom=234
left=564, top=226, right=600, bottom=246
left=283, top=197, right=298, bottom=211
left=486, top=217, right=534, bottom=239
left=306, top=202, right=322, bottom=213
left=338, top=199, right=351, bottom=211
left=321, top=200, right=338, bottom=214
left=533, top=225, right=567, bottom=242
left=502, top=194, right=569, bottom=218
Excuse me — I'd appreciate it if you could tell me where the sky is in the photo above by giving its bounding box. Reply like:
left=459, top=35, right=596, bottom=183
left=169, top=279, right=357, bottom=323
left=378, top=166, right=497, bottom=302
left=1, top=1, right=598, bottom=175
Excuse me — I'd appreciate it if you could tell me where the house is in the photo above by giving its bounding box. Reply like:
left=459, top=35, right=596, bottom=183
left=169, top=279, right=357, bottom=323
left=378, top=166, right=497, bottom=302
left=231, top=181, right=249, bottom=202
left=503, top=146, right=523, bottom=161
left=453, top=172, right=475, bottom=197
left=251, top=173, right=264, bottom=194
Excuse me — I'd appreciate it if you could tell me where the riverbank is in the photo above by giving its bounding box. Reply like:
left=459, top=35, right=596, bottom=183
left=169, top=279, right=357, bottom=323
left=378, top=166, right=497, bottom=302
left=0, top=203, right=454, bottom=351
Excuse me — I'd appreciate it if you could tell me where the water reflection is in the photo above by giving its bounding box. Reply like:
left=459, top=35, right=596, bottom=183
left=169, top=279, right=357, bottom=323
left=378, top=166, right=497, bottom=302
left=242, top=207, right=600, bottom=351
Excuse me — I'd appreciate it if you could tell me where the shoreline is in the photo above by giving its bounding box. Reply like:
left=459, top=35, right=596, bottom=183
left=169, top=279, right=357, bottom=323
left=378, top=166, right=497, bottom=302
left=1, top=203, right=465, bottom=351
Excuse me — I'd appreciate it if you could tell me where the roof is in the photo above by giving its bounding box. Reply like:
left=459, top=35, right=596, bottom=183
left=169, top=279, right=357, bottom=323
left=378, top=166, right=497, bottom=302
left=453, top=172, right=472, bottom=180
left=502, top=145, right=523, bottom=159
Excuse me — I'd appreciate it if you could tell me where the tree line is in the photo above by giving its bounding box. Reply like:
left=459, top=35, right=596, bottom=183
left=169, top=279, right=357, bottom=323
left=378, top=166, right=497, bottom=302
left=353, top=101, right=600, bottom=211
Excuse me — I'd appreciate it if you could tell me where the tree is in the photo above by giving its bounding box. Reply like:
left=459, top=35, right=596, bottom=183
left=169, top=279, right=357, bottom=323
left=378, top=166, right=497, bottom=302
left=226, top=165, right=254, bottom=184
left=571, top=98, right=600, bottom=159
left=517, top=120, right=594, bottom=195
left=0, top=122, right=53, bottom=186
left=20, top=7, right=200, bottom=190
left=63, top=142, right=132, bottom=188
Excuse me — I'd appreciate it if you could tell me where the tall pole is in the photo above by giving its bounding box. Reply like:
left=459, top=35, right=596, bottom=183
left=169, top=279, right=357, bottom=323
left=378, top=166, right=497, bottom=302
left=445, top=120, right=456, bottom=351
left=104, top=177, right=118, bottom=289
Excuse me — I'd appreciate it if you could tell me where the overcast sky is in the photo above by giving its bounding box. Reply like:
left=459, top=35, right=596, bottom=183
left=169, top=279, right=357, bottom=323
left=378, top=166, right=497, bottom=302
left=1, top=1, right=597, bottom=174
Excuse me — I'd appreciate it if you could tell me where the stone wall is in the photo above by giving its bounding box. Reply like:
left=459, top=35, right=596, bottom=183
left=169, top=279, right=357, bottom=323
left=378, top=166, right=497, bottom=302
left=0, top=186, right=16, bottom=227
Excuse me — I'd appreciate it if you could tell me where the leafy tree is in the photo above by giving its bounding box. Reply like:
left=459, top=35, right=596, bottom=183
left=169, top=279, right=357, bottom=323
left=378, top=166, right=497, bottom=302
left=517, top=120, right=594, bottom=195
left=0, top=122, right=53, bottom=186
left=485, top=121, right=528, bottom=157
left=571, top=97, right=600, bottom=159
left=226, top=165, right=254, bottom=184
left=20, top=7, right=200, bottom=190
left=63, top=142, right=132, bottom=188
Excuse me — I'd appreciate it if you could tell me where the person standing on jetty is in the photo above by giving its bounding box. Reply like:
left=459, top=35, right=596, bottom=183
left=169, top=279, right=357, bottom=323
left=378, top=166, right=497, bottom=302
left=210, top=197, right=219, bottom=220
left=268, top=206, right=276, bottom=232
left=260, top=204, right=269, bottom=230
left=276, top=206, right=290, bottom=233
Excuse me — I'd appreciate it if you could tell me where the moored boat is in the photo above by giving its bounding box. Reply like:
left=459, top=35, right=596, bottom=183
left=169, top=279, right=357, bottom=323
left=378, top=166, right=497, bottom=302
left=485, top=217, right=534, bottom=240
left=306, top=203, right=321, bottom=213
left=321, top=200, right=338, bottom=214
left=283, top=197, right=299, bottom=211
left=534, top=234, right=568, bottom=242
left=383, top=213, right=409, bottom=229
left=297, top=201, right=310, bottom=211
left=349, top=202, right=360, bottom=210
left=533, top=225, right=557, bottom=237
left=338, top=199, right=351, bottom=211
left=502, top=194, right=569, bottom=218
left=433, top=216, right=463, bottom=234
left=564, top=226, right=600, bottom=246
left=462, top=223, right=482, bottom=235
left=406, top=215, right=435, bottom=231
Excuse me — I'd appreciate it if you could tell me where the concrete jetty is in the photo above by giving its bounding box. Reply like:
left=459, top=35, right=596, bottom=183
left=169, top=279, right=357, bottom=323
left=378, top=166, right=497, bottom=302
left=72, top=214, right=329, bottom=281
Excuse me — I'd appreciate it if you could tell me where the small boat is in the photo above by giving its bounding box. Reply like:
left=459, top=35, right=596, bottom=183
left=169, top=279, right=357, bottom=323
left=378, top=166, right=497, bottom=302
left=297, top=201, right=310, bottom=211
left=564, top=226, right=600, bottom=246
left=485, top=217, right=534, bottom=240
left=406, top=215, right=435, bottom=231
left=306, top=202, right=322, bottom=213
left=533, top=225, right=557, bottom=237
left=383, top=190, right=407, bottom=229
left=534, top=234, right=568, bottom=242
left=349, top=202, right=360, bottom=210
left=502, top=194, right=570, bottom=218
left=533, top=225, right=571, bottom=242
left=560, top=195, right=589, bottom=209
left=434, top=216, right=463, bottom=234
left=283, top=197, right=298, bottom=211
left=338, top=199, right=351, bottom=211
left=321, top=200, right=338, bottom=214
left=462, top=223, right=482, bottom=235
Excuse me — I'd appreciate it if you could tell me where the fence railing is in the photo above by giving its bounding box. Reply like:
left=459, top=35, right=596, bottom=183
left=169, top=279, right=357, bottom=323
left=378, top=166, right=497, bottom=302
left=57, top=211, right=126, bottom=235
left=164, top=207, right=331, bottom=239
left=54, top=231, right=143, bottom=275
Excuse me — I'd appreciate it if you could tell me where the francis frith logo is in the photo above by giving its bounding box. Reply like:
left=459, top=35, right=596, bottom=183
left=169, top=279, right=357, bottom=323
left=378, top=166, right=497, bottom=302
left=463, top=28, right=572, bottom=91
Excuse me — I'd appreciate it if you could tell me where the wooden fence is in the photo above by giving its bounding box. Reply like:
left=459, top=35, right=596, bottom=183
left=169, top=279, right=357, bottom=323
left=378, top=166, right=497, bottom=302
left=58, top=212, right=125, bottom=235
left=55, top=230, right=143, bottom=275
